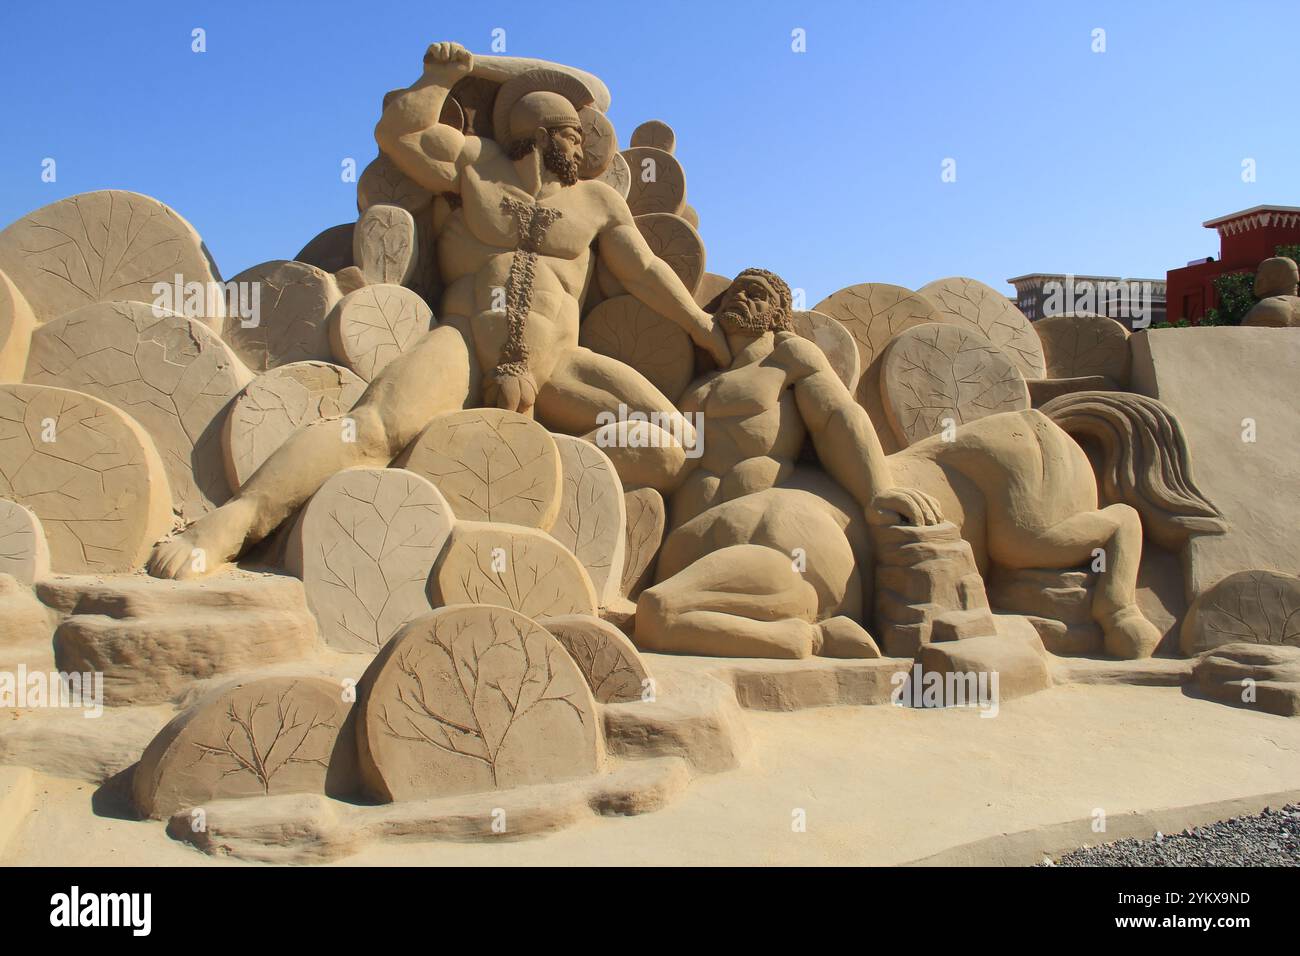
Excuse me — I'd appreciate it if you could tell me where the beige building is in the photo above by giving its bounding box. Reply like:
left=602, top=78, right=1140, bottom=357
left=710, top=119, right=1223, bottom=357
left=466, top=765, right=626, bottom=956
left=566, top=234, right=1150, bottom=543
left=1007, top=273, right=1167, bottom=330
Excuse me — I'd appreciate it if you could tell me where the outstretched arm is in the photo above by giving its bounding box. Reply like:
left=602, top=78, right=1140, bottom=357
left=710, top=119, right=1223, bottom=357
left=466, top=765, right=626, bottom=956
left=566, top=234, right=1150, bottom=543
left=787, top=338, right=941, bottom=525
left=597, top=201, right=730, bottom=367
left=375, top=42, right=477, bottom=194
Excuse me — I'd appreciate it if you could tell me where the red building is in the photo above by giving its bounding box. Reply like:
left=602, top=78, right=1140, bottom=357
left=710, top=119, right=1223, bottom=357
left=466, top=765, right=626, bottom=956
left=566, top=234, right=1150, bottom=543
left=1165, top=205, right=1300, bottom=323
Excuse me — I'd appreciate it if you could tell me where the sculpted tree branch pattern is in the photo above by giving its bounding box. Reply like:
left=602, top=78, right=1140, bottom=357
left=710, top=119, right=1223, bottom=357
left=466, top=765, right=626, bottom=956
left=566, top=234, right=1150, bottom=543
left=0, top=385, right=168, bottom=573
left=189, top=685, right=338, bottom=794
left=0, top=499, right=46, bottom=584
left=294, top=467, right=452, bottom=653
left=634, top=212, right=705, bottom=295
left=369, top=607, right=596, bottom=796
left=621, top=146, right=686, bottom=216
left=357, top=154, right=434, bottom=214
left=919, top=276, right=1047, bottom=380
left=550, top=436, right=625, bottom=604
left=333, top=284, right=432, bottom=381
left=0, top=191, right=217, bottom=323
left=541, top=615, right=648, bottom=704
left=220, top=261, right=341, bottom=373
left=436, top=525, right=596, bottom=619
left=811, top=282, right=941, bottom=369
left=579, top=295, right=694, bottom=403
left=1034, top=313, right=1130, bottom=382
left=880, top=323, right=1029, bottom=446
left=402, top=409, right=561, bottom=528
left=621, top=487, right=665, bottom=598
left=25, top=301, right=251, bottom=521
left=1185, top=570, right=1300, bottom=654
left=354, top=205, right=416, bottom=286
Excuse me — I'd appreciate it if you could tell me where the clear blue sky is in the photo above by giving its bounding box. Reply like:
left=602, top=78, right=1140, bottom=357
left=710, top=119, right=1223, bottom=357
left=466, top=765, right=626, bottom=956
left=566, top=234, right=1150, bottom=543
left=2, top=1, right=1296, bottom=305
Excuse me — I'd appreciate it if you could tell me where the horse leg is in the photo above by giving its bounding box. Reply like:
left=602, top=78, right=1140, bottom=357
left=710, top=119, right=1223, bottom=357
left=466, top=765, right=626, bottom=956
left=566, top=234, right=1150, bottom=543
left=988, top=503, right=1162, bottom=659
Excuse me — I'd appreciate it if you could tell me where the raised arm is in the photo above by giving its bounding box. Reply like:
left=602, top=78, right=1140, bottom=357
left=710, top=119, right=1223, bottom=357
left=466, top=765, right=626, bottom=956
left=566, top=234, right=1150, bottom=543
left=596, top=199, right=730, bottom=367
left=375, top=42, right=478, bottom=194
left=787, top=337, right=941, bottom=525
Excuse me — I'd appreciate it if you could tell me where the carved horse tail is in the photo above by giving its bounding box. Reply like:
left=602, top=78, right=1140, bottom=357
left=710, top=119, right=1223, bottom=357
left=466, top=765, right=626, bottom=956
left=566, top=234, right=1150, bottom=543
left=1040, top=390, right=1227, bottom=551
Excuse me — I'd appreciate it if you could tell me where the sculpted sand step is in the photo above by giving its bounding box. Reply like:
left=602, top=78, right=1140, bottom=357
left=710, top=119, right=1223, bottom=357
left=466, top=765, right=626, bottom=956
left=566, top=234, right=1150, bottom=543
left=286, top=467, right=454, bottom=654
left=134, top=676, right=357, bottom=819
left=49, top=572, right=320, bottom=705
left=431, top=521, right=598, bottom=618
left=549, top=435, right=626, bottom=607
left=25, top=300, right=253, bottom=521
left=222, top=361, right=366, bottom=491
left=0, top=384, right=172, bottom=574
left=356, top=605, right=602, bottom=802
left=398, top=408, right=563, bottom=529
left=0, top=190, right=223, bottom=327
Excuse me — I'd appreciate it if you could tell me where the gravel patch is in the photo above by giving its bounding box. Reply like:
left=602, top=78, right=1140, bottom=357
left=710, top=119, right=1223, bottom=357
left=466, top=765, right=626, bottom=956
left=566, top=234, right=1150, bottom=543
left=1041, top=804, right=1300, bottom=866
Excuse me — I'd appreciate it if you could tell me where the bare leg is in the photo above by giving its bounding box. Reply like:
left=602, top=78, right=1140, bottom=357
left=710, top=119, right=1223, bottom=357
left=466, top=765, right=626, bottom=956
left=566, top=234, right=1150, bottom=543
left=148, top=325, right=471, bottom=578
left=536, top=347, right=698, bottom=446
left=988, top=502, right=1161, bottom=659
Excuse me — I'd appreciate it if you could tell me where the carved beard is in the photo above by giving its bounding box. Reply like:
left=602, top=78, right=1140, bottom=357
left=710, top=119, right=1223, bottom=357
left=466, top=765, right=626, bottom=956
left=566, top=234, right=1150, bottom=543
left=543, top=136, right=581, bottom=186
left=718, top=302, right=776, bottom=334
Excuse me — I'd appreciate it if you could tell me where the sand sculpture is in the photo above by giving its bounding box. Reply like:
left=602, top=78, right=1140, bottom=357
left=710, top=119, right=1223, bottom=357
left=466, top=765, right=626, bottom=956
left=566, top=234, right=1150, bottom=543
left=2, top=40, right=1298, bottom=861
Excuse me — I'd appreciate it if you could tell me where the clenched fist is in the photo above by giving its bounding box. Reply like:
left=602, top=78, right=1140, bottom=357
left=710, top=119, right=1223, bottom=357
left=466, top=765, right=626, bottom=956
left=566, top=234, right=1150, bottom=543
left=423, top=41, right=473, bottom=77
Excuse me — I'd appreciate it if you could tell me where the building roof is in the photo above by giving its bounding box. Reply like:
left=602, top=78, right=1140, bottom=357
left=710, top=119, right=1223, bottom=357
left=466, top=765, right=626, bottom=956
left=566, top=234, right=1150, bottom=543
left=1006, top=273, right=1162, bottom=285
left=1202, top=205, right=1300, bottom=230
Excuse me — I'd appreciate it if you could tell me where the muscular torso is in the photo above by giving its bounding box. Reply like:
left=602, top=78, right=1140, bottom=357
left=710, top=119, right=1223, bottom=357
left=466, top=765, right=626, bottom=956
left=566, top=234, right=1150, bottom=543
left=437, top=149, right=612, bottom=383
left=673, top=343, right=808, bottom=526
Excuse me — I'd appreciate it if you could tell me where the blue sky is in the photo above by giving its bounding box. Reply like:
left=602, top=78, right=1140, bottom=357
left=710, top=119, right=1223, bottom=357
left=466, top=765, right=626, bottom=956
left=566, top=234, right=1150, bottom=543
left=2, top=1, right=1296, bottom=305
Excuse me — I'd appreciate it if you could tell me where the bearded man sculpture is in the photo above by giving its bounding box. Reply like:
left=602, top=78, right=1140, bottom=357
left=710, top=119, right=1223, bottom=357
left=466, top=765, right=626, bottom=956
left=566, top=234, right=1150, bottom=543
left=149, top=41, right=726, bottom=579
left=617, top=270, right=1225, bottom=660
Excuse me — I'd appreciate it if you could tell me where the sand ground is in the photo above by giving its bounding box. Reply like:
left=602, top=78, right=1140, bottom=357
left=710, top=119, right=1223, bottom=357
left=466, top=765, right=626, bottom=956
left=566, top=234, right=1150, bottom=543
left=3, top=682, right=1299, bottom=867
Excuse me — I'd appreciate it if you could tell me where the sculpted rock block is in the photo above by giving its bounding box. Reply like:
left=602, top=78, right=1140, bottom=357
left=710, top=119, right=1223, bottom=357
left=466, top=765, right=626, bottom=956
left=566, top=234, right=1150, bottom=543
left=286, top=467, right=453, bottom=654
left=539, top=613, right=650, bottom=703
left=879, top=322, right=1029, bottom=446
left=431, top=522, right=598, bottom=618
left=872, top=521, right=996, bottom=656
left=621, top=487, right=665, bottom=599
left=792, top=309, right=861, bottom=392
left=0, top=269, right=36, bottom=382
left=357, top=605, right=601, bottom=801
left=50, top=572, right=319, bottom=704
left=630, top=120, right=675, bottom=153
left=223, top=361, right=366, bottom=491
left=1034, top=312, right=1130, bottom=385
left=0, top=384, right=171, bottom=573
left=918, top=631, right=1051, bottom=704
left=0, top=499, right=50, bottom=585
left=356, top=154, right=434, bottom=214
left=919, top=276, right=1046, bottom=380
left=25, top=301, right=252, bottom=521
left=988, top=565, right=1101, bottom=654
left=0, top=572, right=54, bottom=646
left=1181, top=570, right=1300, bottom=657
left=220, top=260, right=343, bottom=372
left=295, top=223, right=355, bottom=273
left=549, top=436, right=626, bottom=607
left=133, top=676, right=355, bottom=819
left=580, top=295, right=694, bottom=403
left=329, top=284, right=433, bottom=382
left=1194, top=643, right=1300, bottom=717
left=353, top=205, right=417, bottom=287
left=621, top=146, right=686, bottom=216
left=400, top=408, right=563, bottom=529
left=0, top=190, right=223, bottom=326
